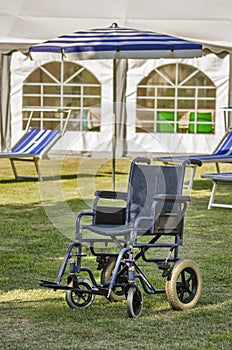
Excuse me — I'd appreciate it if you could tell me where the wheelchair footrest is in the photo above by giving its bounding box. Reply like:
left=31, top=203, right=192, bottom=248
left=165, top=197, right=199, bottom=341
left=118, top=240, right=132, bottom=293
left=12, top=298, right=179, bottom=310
left=134, top=243, right=178, bottom=248
left=39, top=280, right=109, bottom=296
left=39, top=280, right=72, bottom=290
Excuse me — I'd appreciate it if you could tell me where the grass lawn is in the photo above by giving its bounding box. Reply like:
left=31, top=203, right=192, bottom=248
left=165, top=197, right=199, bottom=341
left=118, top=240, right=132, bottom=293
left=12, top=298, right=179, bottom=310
left=0, top=157, right=231, bottom=350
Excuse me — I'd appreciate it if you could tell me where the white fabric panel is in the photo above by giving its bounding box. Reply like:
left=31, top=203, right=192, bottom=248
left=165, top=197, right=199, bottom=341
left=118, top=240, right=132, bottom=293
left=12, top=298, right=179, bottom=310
left=1, top=0, right=232, bottom=156
left=126, top=54, right=229, bottom=154
left=10, top=52, right=229, bottom=154
left=10, top=52, right=113, bottom=151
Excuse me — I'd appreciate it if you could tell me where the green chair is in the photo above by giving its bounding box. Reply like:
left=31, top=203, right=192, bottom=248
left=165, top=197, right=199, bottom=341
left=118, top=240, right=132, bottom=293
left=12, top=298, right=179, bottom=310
left=189, top=112, right=213, bottom=133
left=157, top=112, right=175, bottom=133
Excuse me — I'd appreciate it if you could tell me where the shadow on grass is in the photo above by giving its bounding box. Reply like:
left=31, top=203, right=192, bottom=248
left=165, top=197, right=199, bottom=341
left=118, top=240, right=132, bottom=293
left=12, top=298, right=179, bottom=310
left=192, top=179, right=212, bottom=191
left=0, top=178, right=39, bottom=184
left=0, top=172, right=108, bottom=184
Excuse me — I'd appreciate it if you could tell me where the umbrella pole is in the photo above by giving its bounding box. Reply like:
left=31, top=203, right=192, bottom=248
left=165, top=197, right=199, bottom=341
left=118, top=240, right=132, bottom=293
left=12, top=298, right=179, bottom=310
left=112, top=58, right=117, bottom=191
left=112, top=57, right=128, bottom=191
left=112, top=132, right=116, bottom=191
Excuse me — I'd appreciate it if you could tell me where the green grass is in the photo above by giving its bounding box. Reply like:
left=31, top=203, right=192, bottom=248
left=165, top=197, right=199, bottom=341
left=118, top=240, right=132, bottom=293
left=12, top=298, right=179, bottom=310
left=0, top=157, right=231, bottom=350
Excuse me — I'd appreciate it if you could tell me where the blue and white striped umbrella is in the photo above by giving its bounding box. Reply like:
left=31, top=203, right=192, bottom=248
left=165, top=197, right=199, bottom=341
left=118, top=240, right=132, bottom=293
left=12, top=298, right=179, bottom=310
left=30, top=23, right=202, bottom=61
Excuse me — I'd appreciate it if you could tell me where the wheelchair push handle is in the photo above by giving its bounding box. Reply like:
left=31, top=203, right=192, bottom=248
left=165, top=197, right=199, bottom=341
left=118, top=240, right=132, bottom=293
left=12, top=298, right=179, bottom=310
left=183, top=158, right=202, bottom=167
left=133, top=157, right=151, bottom=165
left=189, top=159, right=202, bottom=167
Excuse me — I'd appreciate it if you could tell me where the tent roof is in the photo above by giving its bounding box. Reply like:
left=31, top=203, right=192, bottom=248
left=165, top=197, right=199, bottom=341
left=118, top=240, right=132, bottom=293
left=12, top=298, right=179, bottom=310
left=1, top=0, right=232, bottom=54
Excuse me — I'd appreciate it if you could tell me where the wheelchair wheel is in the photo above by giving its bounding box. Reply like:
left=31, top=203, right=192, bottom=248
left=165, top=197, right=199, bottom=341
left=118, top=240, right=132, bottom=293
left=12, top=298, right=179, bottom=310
left=126, top=285, right=143, bottom=318
left=101, top=257, right=126, bottom=302
left=166, top=258, right=202, bottom=310
left=65, top=278, right=95, bottom=309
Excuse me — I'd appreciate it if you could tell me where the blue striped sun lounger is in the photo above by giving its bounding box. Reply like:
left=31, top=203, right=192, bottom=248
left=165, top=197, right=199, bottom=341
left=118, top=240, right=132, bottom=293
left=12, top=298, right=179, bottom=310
left=0, top=129, right=61, bottom=181
left=155, top=130, right=232, bottom=189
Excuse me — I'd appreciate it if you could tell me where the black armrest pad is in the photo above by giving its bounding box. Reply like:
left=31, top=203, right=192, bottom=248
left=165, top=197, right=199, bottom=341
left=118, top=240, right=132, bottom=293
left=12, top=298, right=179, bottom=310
left=95, top=190, right=127, bottom=200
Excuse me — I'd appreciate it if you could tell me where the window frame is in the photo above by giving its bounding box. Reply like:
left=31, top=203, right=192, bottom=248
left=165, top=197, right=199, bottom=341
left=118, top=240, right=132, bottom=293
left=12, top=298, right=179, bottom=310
left=22, top=61, right=102, bottom=132
left=136, top=63, right=216, bottom=134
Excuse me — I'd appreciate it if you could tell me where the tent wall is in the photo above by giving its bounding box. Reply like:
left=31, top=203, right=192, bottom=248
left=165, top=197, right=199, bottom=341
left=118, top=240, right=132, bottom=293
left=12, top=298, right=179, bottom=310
left=2, top=1, right=232, bottom=155
left=126, top=54, right=229, bottom=155
left=10, top=52, right=114, bottom=153
left=9, top=52, right=229, bottom=156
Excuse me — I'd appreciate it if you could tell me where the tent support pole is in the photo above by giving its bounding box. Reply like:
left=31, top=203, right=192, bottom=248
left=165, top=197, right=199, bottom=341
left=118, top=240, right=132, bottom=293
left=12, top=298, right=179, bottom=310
left=228, top=54, right=232, bottom=129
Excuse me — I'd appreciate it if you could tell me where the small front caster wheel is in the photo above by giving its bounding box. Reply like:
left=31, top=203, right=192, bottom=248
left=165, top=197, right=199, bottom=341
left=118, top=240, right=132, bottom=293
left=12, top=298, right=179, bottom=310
left=126, top=285, right=143, bottom=318
left=66, top=278, right=95, bottom=309
left=166, top=258, right=202, bottom=310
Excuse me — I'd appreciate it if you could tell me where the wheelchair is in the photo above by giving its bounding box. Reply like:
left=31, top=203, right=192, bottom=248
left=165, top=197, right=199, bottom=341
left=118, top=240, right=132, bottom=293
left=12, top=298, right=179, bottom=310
left=39, top=157, right=202, bottom=318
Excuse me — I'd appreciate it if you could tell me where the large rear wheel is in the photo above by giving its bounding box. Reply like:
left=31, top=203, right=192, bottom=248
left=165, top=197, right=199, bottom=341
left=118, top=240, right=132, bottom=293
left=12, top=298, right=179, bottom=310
left=166, top=258, right=202, bottom=310
left=101, top=257, right=126, bottom=302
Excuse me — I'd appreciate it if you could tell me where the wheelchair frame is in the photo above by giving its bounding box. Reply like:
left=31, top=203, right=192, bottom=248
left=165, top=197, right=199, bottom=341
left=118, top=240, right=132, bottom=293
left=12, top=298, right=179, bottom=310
left=39, top=158, right=202, bottom=317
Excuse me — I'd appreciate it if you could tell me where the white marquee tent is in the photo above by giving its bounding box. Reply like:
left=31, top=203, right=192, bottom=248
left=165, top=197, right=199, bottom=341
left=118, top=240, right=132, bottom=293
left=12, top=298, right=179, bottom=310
left=1, top=0, right=232, bottom=155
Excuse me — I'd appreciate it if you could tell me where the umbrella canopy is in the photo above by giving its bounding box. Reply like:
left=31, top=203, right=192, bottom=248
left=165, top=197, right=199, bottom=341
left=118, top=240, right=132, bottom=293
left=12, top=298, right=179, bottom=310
left=29, top=23, right=202, bottom=189
left=30, top=23, right=202, bottom=61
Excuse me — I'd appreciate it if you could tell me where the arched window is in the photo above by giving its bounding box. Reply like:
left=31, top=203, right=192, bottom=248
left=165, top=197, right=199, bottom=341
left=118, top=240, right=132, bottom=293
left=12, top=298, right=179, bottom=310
left=136, top=63, right=216, bottom=134
left=22, top=61, right=101, bottom=131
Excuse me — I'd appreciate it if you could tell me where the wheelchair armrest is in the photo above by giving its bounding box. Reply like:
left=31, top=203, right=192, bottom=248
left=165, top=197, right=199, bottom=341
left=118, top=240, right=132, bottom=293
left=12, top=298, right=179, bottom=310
left=153, top=194, right=190, bottom=203
left=95, top=190, right=127, bottom=200
left=76, top=211, right=95, bottom=233
left=77, top=211, right=95, bottom=220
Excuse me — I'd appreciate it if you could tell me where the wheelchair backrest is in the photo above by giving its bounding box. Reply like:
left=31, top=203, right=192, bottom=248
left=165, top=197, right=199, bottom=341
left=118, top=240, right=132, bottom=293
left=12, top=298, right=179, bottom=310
left=126, top=161, right=185, bottom=224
